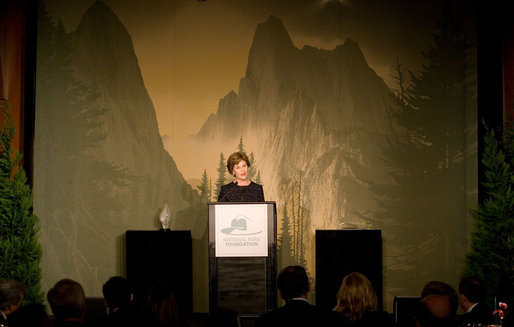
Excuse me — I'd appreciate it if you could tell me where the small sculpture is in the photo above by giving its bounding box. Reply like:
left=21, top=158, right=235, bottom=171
left=159, top=203, right=171, bottom=230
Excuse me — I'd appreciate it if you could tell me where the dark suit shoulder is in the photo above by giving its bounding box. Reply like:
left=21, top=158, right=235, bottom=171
left=352, top=311, right=395, bottom=327
left=459, top=303, right=494, bottom=325
left=257, top=300, right=338, bottom=327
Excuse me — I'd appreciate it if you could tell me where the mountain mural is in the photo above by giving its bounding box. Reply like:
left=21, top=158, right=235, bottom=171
left=193, top=14, right=474, bottom=303
left=33, top=0, right=475, bottom=313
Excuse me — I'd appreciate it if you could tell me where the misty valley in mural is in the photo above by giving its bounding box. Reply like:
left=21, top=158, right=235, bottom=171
left=34, top=0, right=476, bottom=311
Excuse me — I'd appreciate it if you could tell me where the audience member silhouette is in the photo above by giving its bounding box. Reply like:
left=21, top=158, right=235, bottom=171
left=8, top=273, right=499, bottom=327
left=256, top=265, right=337, bottom=327
left=333, top=272, right=393, bottom=327
left=140, top=281, right=185, bottom=327
left=96, top=276, right=136, bottom=327
left=421, top=281, right=458, bottom=318
left=457, top=276, right=493, bottom=326
left=7, top=304, right=53, bottom=327
left=0, top=279, right=26, bottom=327
left=414, top=294, right=457, bottom=327
left=47, top=278, right=86, bottom=327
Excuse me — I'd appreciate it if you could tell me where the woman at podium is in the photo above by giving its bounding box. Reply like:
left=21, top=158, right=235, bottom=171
left=217, top=152, right=265, bottom=202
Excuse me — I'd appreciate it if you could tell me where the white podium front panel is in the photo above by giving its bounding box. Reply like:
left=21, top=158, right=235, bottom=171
left=214, top=203, right=268, bottom=257
left=208, top=202, right=278, bottom=315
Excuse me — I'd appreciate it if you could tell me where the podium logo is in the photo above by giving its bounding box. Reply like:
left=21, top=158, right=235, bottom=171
left=221, top=214, right=263, bottom=235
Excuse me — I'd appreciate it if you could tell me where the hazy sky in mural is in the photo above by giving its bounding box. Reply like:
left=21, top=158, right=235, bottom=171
left=46, top=0, right=472, bottom=140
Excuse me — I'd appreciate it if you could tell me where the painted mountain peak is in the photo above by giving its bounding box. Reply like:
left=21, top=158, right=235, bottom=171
left=196, top=15, right=391, bottom=144
left=34, top=0, right=205, bottom=305
left=71, top=0, right=204, bottom=232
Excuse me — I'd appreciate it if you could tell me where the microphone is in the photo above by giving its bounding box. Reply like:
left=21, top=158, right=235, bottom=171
left=218, top=181, right=239, bottom=202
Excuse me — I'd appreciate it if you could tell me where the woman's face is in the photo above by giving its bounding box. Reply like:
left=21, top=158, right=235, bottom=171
left=233, top=160, right=249, bottom=182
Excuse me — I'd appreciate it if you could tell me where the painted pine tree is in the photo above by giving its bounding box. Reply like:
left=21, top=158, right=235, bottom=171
left=282, top=176, right=308, bottom=267
left=214, top=152, right=226, bottom=199
left=197, top=169, right=211, bottom=203
left=278, top=205, right=292, bottom=269
left=238, top=135, right=245, bottom=153
left=296, top=176, right=308, bottom=268
left=248, top=152, right=256, bottom=181
left=0, top=104, right=44, bottom=304
left=294, top=177, right=308, bottom=267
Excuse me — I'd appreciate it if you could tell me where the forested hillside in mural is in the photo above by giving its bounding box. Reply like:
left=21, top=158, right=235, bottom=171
left=34, top=0, right=476, bottom=312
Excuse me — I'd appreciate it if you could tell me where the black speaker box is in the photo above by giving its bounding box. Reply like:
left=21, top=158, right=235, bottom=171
left=315, top=229, right=383, bottom=311
left=126, top=230, right=192, bottom=316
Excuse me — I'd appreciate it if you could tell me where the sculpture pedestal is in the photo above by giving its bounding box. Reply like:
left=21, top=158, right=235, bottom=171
left=126, top=230, right=192, bottom=316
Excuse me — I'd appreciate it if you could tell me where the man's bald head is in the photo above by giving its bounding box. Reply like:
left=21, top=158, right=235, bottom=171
left=416, top=295, right=456, bottom=327
left=422, top=295, right=452, bottom=318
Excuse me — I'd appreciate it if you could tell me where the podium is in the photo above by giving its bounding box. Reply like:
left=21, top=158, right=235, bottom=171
left=208, top=202, right=277, bottom=316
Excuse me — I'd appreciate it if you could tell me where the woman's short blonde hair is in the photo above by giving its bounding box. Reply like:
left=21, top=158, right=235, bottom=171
left=226, top=152, right=251, bottom=175
left=333, top=272, right=378, bottom=321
